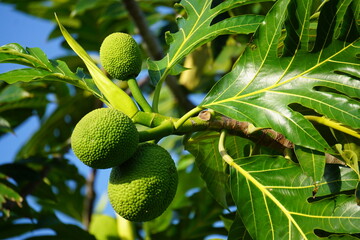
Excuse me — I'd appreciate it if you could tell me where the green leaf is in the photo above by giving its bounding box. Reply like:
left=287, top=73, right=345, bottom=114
left=294, top=145, right=326, bottom=186
left=201, top=0, right=360, bottom=153
left=333, top=131, right=360, bottom=177
left=89, top=214, right=120, bottom=240
left=148, top=0, right=271, bottom=111
left=0, top=68, right=57, bottom=83
left=0, top=96, right=48, bottom=113
left=0, top=117, right=12, bottom=133
left=229, top=155, right=359, bottom=239
left=0, top=44, right=102, bottom=98
left=73, top=0, right=102, bottom=15
left=0, top=179, right=23, bottom=216
left=148, top=0, right=269, bottom=85
left=0, top=84, right=31, bottom=103
left=185, top=131, right=252, bottom=208
left=185, top=131, right=280, bottom=209
left=0, top=44, right=50, bottom=69
left=228, top=214, right=252, bottom=240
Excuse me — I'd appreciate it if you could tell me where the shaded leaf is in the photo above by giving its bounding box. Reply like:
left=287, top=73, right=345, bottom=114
left=185, top=131, right=229, bottom=208
left=228, top=213, right=252, bottom=240
left=0, top=223, right=34, bottom=239
left=294, top=145, right=326, bottom=185
left=0, top=84, right=31, bottom=104
left=35, top=158, right=86, bottom=222
left=185, top=131, right=279, bottom=208
left=0, top=179, right=23, bottom=217
left=0, top=117, right=12, bottom=133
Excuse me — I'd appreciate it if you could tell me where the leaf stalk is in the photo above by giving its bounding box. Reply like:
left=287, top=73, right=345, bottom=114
left=127, top=78, right=152, bottom=113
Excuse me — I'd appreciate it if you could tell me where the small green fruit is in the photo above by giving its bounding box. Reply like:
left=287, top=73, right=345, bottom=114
left=100, top=32, right=142, bottom=80
left=108, top=143, right=178, bottom=222
left=71, top=108, right=138, bottom=169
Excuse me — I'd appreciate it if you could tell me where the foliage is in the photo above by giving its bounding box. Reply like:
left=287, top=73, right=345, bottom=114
left=0, top=0, right=359, bottom=239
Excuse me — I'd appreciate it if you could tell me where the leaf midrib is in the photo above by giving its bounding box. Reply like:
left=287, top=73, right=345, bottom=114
left=232, top=159, right=308, bottom=239
left=203, top=40, right=358, bottom=106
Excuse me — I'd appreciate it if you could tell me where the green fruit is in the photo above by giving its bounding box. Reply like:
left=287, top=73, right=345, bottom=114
left=71, top=108, right=138, bottom=169
left=108, top=143, right=178, bottom=222
left=100, top=32, right=142, bottom=80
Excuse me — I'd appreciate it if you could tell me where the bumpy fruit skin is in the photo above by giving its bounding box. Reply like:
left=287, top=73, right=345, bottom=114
left=71, top=108, right=138, bottom=169
left=108, top=143, right=178, bottom=222
left=100, top=32, right=142, bottom=80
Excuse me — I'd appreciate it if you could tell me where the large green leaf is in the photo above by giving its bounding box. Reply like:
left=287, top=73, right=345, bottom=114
left=147, top=0, right=271, bottom=88
left=201, top=0, right=360, bottom=153
left=229, top=155, right=359, bottom=239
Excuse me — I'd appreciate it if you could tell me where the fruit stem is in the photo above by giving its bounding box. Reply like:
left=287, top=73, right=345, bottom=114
left=127, top=78, right=153, bottom=113
left=174, top=106, right=203, bottom=129
left=138, top=120, right=174, bottom=142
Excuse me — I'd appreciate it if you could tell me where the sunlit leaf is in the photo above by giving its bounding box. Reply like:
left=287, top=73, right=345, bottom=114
left=89, top=214, right=120, bottom=240
left=0, top=44, right=101, bottom=98
left=201, top=0, right=360, bottom=153
left=148, top=0, right=270, bottom=85
left=229, top=155, right=359, bottom=239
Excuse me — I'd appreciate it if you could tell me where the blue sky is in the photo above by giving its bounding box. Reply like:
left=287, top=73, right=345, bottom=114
left=0, top=2, right=115, bottom=234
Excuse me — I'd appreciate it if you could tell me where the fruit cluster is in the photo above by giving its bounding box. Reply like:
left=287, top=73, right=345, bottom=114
left=71, top=33, right=178, bottom=222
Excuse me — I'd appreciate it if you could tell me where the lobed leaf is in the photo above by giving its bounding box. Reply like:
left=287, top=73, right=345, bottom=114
left=148, top=0, right=271, bottom=85
left=201, top=0, right=360, bottom=153
left=229, top=155, right=359, bottom=239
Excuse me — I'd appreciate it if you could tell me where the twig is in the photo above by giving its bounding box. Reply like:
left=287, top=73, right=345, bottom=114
left=82, top=168, right=97, bottom=230
left=122, top=0, right=195, bottom=111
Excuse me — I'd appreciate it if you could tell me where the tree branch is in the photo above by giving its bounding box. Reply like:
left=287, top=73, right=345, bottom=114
left=136, top=110, right=346, bottom=165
